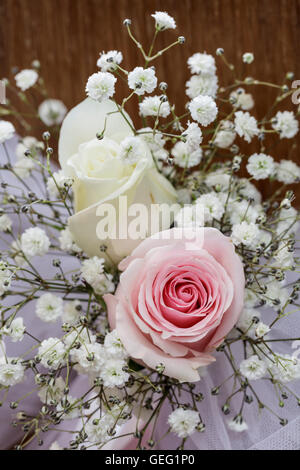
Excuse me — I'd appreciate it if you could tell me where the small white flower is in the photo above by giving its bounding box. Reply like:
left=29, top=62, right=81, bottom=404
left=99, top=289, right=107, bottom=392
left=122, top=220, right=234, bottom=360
left=128, top=67, right=157, bottom=95
left=104, top=330, right=128, bottom=360
left=3, top=317, right=25, bottom=342
left=246, top=153, right=274, bottom=180
left=15, top=69, right=38, bottom=91
left=272, top=111, right=299, bottom=139
left=182, top=122, right=203, bottom=152
left=138, top=127, right=166, bottom=153
left=276, top=160, right=300, bottom=184
left=231, top=221, right=259, bottom=247
left=274, top=242, right=294, bottom=267
left=72, top=343, right=105, bottom=375
left=269, top=354, right=300, bottom=383
left=16, top=136, right=44, bottom=160
left=0, top=120, right=15, bottom=144
left=186, top=74, right=218, bottom=100
left=21, top=227, right=50, bottom=257
left=171, top=141, right=202, bottom=168
left=168, top=408, right=199, bottom=438
left=237, top=178, right=262, bottom=204
left=100, top=358, right=129, bottom=387
left=97, top=50, right=123, bottom=72
left=188, top=95, right=218, bottom=126
left=187, top=53, right=216, bottom=76
left=37, top=376, right=65, bottom=404
left=13, top=157, right=35, bottom=178
left=214, top=124, right=236, bottom=149
left=229, top=200, right=261, bottom=225
left=151, top=11, right=176, bottom=30
left=120, top=136, right=144, bottom=164
left=85, top=414, right=115, bottom=445
left=47, top=170, right=73, bottom=198
left=10, top=240, right=27, bottom=267
left=205, top=170, right=230, bottom=191
left=0, top=357, right=25, bottom=387
left=56, top=395, right=80, bottom=420
left=230, top=88, right=254, bottom=111
left=242, top=52, right=254, bottom=64
left=59, top=227, right=81, bottom=253
left=62, top=300, right=81, bottom=325
left=38, top=99, right=67, bottom=126
left=81, top=257, right=105, bottom=284
left=0, top=214, right=12, bottom=232
left=139, top=95, right=171, bottom=118
left=38, top=337, right=66, bottom=369
left=227, top=416, right=248, bottom=432
left=36, top=294, right=63, bottom=323
left=0, top=262, right=13, bottom=296
left=236, top=308, right=260, bottom=337
left=265, top=281, right=289, bottom=308
left=240, top=355, right=267, bottom=380
left=277, top=207, right=299, bottom=235
left=195, top=192, right=225, bottom=222
left=255, top=322, right=270, bottom=338
left=234, top=111, right=259, bottom=143
left=86, top=72, right=116, bottom=102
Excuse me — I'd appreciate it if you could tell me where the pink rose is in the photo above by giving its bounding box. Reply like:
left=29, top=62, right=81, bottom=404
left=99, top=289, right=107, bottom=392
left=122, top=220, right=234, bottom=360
left=104, top=228, right=245, bottom=382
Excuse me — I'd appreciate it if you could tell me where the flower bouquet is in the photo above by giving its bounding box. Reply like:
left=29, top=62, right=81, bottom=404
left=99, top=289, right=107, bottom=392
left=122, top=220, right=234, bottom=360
left=0, top=11, right=300, bottom=450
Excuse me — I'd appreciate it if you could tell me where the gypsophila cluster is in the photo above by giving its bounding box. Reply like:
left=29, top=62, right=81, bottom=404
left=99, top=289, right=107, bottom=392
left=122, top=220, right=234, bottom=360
left=0, top=11, right=299, bottom=451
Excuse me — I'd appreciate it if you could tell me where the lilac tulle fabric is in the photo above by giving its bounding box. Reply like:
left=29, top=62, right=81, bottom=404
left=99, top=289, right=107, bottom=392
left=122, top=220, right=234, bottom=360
left=0, top=138, right=299, bottom=450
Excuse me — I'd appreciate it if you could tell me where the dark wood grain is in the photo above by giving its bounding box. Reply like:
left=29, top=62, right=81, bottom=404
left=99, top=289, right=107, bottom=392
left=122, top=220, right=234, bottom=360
left=1, top=0, right=300, bottom=200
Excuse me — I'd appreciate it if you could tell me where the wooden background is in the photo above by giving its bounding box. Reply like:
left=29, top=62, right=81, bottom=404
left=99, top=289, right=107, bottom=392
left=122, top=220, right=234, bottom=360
left=0, top=0, right=300, bottom=199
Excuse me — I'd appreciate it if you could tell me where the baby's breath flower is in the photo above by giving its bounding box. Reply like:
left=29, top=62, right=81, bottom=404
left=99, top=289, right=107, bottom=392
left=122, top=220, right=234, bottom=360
left=62, top=300, right=81, bottom=325
left=168, top=408, right=199, bottom=438
left=171, top=141, right=202, bottom=168
left=272, top=111, right=299, bottom=139
left=276, top=159, right=300, bottom=184
left=59, top=227, right=81, bottom=253
left=47, top=170, right=73, bottom=198
left=187, top=52, right=216, bottom=76
left=86, top=72, right=117, bottom=102
left=120, top=136, right=144, bottom=164
left=139, top=95, right=171, bottom=118
left=195, top=192, right=225, bottom=223
left=21, top=227, right=50, bottom=257
left=231, top=221, right=259, bottom=247
left=15, top=69, right=38, bottom=91
left=0, top=357, right=25, bottom=386
left=227, top=415, right=248, bottom=432
left=38, top=99, right=67, bottom=126
left=13, top=157, right=35, bottom=178
left=97, top=50, right=123, bottom=72
left=2, top=317, right=25, bottom=342
left=240, top=355, right=267, bottom=380
left=0, top=120, right=15, bottom=144
left=38, top=337, right=66, bottom=369
left=246, top=153, right=275, bottom=180
left=242, top=52, right=254, bottom=64
left=234, top=111, right=259, bottom=143
left=230, top=88, right=254, bottom=111
left=151, top=11, right=176, bottom=31
left=188, top=95, right=218, bottom=126
left=0, top=214, right=12, bottom=232
left=36, top=293, right=63, bottom=323
left=100, top=358, right=129, bottom=387
left=182, top=121, right=203, bottom=152
left=128, top=67, right=157, bottom=95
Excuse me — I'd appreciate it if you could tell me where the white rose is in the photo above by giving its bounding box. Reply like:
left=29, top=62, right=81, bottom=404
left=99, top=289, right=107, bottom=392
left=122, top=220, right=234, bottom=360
left=58, top=98, right=177, bottom=263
